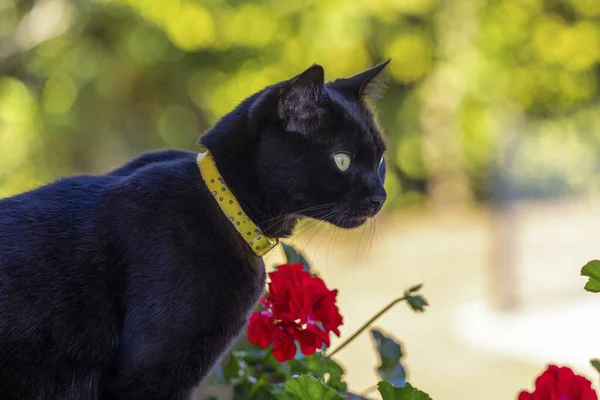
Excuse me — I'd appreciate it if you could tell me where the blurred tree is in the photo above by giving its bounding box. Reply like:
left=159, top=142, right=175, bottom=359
left=1, top=0, right=599, bottom=206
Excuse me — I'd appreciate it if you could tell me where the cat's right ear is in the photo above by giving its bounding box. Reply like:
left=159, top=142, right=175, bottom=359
left=329, top=59, right=391, bottom=100
left=278, top=64, right=325, bottom=134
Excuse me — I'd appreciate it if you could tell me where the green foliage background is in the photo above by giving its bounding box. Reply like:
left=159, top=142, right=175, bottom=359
left=2, top=0, right=600, bottom=205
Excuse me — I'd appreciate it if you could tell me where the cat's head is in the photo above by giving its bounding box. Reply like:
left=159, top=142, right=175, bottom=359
left=251, top=61, right=390, bottom=229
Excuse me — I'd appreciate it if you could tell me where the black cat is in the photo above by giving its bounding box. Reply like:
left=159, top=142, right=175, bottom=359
left=0, top=61, right=389, bottom=399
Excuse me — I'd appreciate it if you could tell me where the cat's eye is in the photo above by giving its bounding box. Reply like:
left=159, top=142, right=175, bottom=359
left=333, top=153, right=351, bottom=171
left=379, top=156, right=384, bottom=166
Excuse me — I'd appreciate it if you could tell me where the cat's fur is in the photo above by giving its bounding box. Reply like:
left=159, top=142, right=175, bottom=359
left=0, top=62, right=389, bottom=399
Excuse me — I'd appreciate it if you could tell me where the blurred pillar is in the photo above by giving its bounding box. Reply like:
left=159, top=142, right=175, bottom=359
left=420, top=0, right=481, bottom=211
left=487, top=114, right=525, bottom=311
left=488, top=186, right=520, bottom=310
left=420, top=0, right=525, bottom=311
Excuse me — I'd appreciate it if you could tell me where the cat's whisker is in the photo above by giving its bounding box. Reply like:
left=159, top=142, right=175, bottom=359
left=261, top=205, right=290, bottom=230
left=327, top=210, right=346, bottom=267
left=325, top=223, right=337, bottom=268
left=260, top=208, right=293, bottom=233
left=363, top=218, right=373, bottom=259
left=356, top=217, right=368, bottom=261
left=312, top=223, right=331, bottom=262
left=283, top=211, right=333, bottom=248
left=366, top=219, right=376, bottom=259
left=301, top=221, right=327, bottom=255
left=298, top=209, right=337, bottom=228
left=260, top=208, right=292, bottom=226
left=367, top=218, right=377, bottom=257
left=264, top=203, right=333, bottom=236
left=261, top=217, right=287, bottom=235
left=282, top=224, right=313, bottom=250
left=276, top=220, right=312, bottom=240
left=356, top=224, right=364, bottom=260
left=259, top=203, right=337, bottom=234
left=300, top=208, right=339, bottom=255
left=324, top=210, right=342, bottom=261
left=290, top=203, right=337, bottom=216
left=295, top=223, right=319, bottom=254
left=287, top=203, right=337, bottom=219
left=302, top=222, right=327, bottom=258
left=376, top=214, right=384, bottom=242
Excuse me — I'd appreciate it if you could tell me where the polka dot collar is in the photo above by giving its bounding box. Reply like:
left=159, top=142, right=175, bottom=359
left=197, top=152, right=278, bottom=257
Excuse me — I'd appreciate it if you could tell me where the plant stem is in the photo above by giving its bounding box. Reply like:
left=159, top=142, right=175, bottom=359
left=326, top=296, right=406, bottom=358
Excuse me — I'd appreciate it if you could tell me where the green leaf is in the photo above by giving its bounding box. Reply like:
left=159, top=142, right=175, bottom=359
left=325, top=373, right=348, bottom=396
left=285, top=352, right=348, bottom=394
left=591, top=359, right=600, bottom=374
left=284, top=375, right=345, bottom=400
left=581, top=260, right=600, bottom=293
left=288, top=353, right=347, bottom=394
left=304, top=353, right=345, bottom=376
left=281, top=242, right=311, bottom=272
left=407, top=284, right=423, bottom=293
left=377, top=381, right=432, bottom=400
left=372, top=329, right=406, bottom=387
left=319, top=357, right=347, bottom=394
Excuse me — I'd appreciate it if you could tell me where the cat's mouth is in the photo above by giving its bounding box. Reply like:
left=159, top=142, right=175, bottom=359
left=298, top=205, right=376, bottom=229
left=318, top=212, right=370, bottom=229
left=335, top=215, right=368, bottom=229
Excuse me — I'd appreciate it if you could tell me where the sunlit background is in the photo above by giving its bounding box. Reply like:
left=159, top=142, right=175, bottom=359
left=2, top=0, right=600, bottom=398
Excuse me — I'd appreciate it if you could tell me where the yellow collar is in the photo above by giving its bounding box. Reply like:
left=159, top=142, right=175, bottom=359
left=197, top=152, right=278, bottom=257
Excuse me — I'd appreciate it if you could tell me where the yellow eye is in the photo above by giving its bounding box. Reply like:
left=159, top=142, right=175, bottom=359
left=333, top=153, right=351, bottom=171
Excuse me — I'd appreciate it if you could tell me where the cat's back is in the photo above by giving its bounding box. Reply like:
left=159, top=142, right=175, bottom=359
left=0, top=149, right=265, bottom=398
left=0, top=149, right=192, bottom=259
left=0, top=150, right=208, bottom=398
left=0, top=150, right=201, bottom=306
left=0, top=160, right=136, bottom=270
left=0, top=170, right=124, bottom=398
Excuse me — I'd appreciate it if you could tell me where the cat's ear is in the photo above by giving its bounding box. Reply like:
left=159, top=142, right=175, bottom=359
left=329, top=59, right=391, bottom=99
left=278, top=64, right=326, bottom=133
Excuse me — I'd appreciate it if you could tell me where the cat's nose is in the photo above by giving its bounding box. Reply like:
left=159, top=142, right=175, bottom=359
left=368, top=194, right=386, bottom=207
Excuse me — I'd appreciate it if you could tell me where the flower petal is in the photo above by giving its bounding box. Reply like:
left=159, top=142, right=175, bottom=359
left=525, top=365, right=598, bottom=400
left=272, top=329, right=297, bottom=362
left=247, top=311, right=275, bottom=349
left=517, top=392, right=534, bottom=400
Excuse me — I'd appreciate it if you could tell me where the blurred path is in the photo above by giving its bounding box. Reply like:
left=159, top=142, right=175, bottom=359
left=267, top=200, right=600, bottom=400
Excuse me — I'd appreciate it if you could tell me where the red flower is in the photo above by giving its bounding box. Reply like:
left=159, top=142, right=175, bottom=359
left=246, top=263, right=343, bottom=362
left=518, top=365, right=598, bottom=400
left=246, top=312, right=275, bottom=349
left=272, top=327, right=297, bottom=362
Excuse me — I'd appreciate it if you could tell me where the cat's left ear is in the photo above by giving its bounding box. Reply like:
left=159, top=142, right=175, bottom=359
left=278, top=64, right=326, bottom=133
left=329, top=59, right=391, bottom=99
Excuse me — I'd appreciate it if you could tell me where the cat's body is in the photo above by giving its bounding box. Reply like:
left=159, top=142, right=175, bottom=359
left=0, top=149, right=264, bottom=399
left=0, top=62, right=389, bottom=399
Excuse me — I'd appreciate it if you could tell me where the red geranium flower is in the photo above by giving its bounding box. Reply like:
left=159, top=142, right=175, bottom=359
left=518, top=365, right=598, bottom=400
left=247, top=263, right=343, bottom=362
